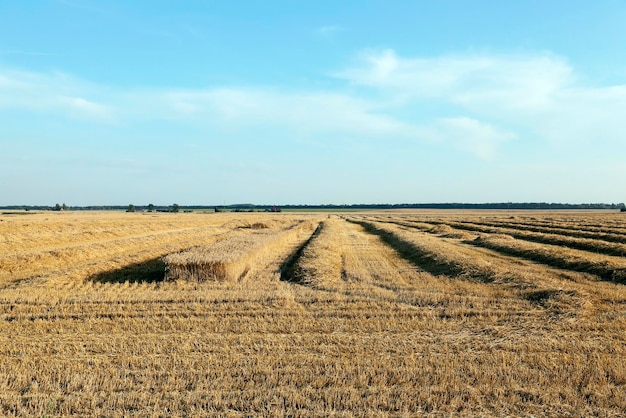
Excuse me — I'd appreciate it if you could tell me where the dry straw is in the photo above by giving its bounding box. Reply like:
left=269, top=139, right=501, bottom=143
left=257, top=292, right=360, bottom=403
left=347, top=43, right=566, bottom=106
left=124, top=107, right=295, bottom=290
left=286, top=218, right=345, bottom=287
left=2, top=211, right=626, bottom=416
left=164, top=220, right=318, bottom=281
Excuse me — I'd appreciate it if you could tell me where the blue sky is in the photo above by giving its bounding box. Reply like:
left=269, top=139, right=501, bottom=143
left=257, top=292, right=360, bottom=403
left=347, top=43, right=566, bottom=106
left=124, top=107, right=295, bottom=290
left=2, top=0, right=626, bottom=205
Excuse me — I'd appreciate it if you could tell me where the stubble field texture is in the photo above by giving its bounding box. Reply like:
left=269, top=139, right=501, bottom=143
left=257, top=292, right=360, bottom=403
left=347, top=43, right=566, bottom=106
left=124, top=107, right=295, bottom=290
left=0, top=210, right=625, bottom=416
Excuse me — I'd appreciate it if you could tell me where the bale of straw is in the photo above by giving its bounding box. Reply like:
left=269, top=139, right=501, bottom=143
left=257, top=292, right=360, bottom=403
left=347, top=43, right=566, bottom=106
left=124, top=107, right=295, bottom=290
left=164, top=221, right=317, bottom=282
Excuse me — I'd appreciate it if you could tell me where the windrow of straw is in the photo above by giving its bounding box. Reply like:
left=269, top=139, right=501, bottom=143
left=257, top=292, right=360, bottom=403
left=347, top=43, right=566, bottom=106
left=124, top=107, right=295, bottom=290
left=377, top=217, right=626, bottom=257
left=220, top=218, right=290, bottom=231
left=458, top=219, right=626, bottom=244
left=482, top=217, right=626, bottom=236
left=471, top=234, right=626, bottom=284
left=358, top=216, right=435, bottom=233
left=348, top=219, right=509, bottom=284
left=463, top=221, right=626, bottom=256
left=372, top=215, right=626, bottom=283
left=348, top=218, right=611, bottom=313
left=163, top=220, right=318, bottom=282
left=284, top=218, right=346, bottom=288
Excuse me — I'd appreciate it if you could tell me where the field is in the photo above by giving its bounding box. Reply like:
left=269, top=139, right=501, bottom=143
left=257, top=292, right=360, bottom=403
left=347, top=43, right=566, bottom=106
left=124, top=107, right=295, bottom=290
left=1, top=210, right=625, bottom=416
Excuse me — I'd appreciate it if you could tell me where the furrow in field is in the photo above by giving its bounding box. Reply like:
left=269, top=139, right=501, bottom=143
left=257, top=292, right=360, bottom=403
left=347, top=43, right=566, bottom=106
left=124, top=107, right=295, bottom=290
left=0, top=226, right=229, bottom=284
left=376, top=219, right=626, bottom=283
left=454, top=219, right=626, bottom=244
left=379, top=217, right=626, bottom=257
left=364, top=216, right=477, bottom=239
left=371, top=213, right=626, bottom=238
left=285, top=217, right=424, bottom=294
left=59, top=217, right=301, bottom=263
left=469, top=234, right=626, bottom=284
left=347, top=219, right=501, bottom=283
left=1, top=225, right=221, bottom=257
left=482, top=217, right=626, bottom=235
left=0, top=217, right=315, bottom=287
left=0, top=226, right=245, bottom=287
left=0, top=212, right=236, bottom=252
left=285, top=218, right=533, bottom=314
left=347, top=218, right=626, bottom=314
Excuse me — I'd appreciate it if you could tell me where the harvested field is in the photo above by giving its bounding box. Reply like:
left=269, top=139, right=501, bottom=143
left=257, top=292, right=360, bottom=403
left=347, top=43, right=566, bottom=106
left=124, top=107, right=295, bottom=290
left=0, top=210, right=625, bottom=416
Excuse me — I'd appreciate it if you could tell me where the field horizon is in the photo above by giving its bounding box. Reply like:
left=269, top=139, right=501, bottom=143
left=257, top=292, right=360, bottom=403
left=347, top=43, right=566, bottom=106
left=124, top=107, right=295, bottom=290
left=2, top=201, right=625, bottom=212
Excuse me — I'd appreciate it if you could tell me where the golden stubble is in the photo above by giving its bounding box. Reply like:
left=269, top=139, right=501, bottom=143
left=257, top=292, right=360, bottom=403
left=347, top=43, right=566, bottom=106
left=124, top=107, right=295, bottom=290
left=0, top=210, right=625, bottom=416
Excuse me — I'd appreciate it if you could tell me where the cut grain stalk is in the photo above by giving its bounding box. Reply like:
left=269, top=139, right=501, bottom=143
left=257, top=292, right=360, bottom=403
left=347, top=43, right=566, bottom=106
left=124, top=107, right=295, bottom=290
left=163, top=221, right=318, bottom=282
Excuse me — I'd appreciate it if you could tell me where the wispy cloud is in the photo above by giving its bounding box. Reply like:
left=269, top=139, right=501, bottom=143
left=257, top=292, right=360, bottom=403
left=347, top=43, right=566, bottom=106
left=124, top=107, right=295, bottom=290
left=0, top=68, right=115, bottom=122
left=336, top=49, right=626, bottom=153
left=149, top=88, right=424, bottom=139
left=0, top=61, right=555, bottom=160
left=58, top=96, right=113, bottom=120
left=435, top=117, right=516, bottom=160
left=336, top=49, right=574, bottom=107
left=316, top=25, right=345, bottom=39
left=3, top=49, right=625, bottom=162
left=0, top=66, right=427, bottom=144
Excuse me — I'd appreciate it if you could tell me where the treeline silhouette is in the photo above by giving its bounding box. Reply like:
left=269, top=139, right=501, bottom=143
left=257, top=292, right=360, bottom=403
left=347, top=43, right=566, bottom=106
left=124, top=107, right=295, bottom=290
left=2, top=202, right=625, bottom=212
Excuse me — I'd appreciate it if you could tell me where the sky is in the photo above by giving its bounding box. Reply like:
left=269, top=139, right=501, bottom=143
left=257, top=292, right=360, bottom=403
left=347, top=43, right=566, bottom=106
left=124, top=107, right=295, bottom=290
left=1, top=1, right=626, bottom=206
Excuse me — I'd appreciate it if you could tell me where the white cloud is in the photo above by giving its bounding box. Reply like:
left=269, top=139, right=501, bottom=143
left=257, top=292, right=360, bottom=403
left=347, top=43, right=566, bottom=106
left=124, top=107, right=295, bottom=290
left=7, top=48, right=625, bottom=162
left=436, top=117, right=516, bottom=160
left=4, top=50, right=626, bottom=204
left=58, top=96, right=113, bottom=121
left=179, top=89, right=518, bottom=158
left=336, top=49, right=574, bottom=108
left=336, top=49, right=626, bottom=152
left=532, top=85, right=626, bottom=146
left=128, top=87, right=428, bottom=140
left=0, top=65, right=517, bottom=159
left=2, top=67, right=414, bottom=139
left=0, top=68, right=115, bottom=122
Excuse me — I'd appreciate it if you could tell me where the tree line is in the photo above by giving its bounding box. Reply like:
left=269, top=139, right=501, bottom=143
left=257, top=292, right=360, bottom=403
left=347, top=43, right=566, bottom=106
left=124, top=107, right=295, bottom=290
left=1, top=202, right=625, bottom=212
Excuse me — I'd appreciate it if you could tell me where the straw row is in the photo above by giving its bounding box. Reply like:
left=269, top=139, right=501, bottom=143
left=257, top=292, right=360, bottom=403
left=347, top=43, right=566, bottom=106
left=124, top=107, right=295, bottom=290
left=163, top=221, right=318, bottom=281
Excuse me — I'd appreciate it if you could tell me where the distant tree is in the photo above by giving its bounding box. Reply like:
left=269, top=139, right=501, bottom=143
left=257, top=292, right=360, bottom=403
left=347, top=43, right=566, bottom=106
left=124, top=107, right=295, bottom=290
left=54, top=203, right=61, bottom=211
left=147, top=203, right=155, bottom=212
left=62, top=203, right=68, bottom=211
left=127, top=204, right=136, bottom=213
left=171, top=203, right=180, bottom=213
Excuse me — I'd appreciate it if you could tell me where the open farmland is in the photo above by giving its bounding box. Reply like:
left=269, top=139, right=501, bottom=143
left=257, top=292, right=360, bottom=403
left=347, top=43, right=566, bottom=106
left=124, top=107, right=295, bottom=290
left=0, top=210, right=625, bottom=416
